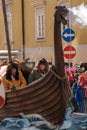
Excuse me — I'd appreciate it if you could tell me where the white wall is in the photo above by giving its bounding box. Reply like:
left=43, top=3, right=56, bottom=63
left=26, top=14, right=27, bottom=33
left=25, top=45, right=87, bottom=65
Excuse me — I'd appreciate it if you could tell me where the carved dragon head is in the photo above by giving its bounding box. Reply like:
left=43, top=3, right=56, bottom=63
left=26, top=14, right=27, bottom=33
left=55, top=6, right=68, bottom=25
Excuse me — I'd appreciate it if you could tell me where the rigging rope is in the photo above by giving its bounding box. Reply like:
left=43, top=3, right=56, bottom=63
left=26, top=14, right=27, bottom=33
left=51, top=69, right=67, bottom=80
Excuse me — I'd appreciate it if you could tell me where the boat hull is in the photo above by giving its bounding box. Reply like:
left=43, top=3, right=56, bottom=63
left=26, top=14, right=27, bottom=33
left=0, top=68, right=70, bottom=125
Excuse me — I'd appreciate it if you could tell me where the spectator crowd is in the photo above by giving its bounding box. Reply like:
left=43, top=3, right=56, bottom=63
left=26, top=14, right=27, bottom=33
left=65, top=65, right=87, bottom=113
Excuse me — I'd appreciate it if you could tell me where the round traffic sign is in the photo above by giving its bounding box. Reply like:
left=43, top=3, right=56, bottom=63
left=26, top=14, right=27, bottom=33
left=62, top=28, right=75, bottom=42
left=64, top=45, right=76, bottom=59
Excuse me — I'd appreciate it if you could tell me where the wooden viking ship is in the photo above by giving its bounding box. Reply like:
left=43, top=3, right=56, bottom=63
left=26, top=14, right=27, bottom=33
left=0, top=1, right=70, bottom=125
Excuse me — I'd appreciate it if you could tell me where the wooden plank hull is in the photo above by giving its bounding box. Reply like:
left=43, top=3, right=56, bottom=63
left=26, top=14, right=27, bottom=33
left=0, top=68, right=70, bottom=125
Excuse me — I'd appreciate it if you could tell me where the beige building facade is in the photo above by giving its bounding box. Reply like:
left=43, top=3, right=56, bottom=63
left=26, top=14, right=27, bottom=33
left=0, top=0, right=87, bottom=65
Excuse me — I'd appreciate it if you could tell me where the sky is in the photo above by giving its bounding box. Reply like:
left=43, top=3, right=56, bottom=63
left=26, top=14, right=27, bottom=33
left=68, top=3, right=87, bottom=28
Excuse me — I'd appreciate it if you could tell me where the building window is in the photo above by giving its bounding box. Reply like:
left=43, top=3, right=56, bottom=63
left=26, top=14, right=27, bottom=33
left=4, top=0, right=13, bottom=49
left=32, top=1, right=46, bottom=41
left=35, top=9, right=45, bottom=40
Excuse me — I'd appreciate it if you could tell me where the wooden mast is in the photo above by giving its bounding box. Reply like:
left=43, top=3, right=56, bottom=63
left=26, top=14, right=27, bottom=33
left=21, top=0, right=25, bottom=60
left=54, top=6, right=68, bottom=77
left=2, top=0, right=12, bottom=62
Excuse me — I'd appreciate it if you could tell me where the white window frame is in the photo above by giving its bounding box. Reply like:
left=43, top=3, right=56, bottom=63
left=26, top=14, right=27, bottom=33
left=35, top=9, right=45, bottom=41
left=32, top=1, right=46, bottom=41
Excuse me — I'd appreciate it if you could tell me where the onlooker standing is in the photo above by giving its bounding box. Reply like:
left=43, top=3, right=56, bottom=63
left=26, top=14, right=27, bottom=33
left=2, top=62, right=26, bottom=91
left=28, top=58, right=49, bottom=83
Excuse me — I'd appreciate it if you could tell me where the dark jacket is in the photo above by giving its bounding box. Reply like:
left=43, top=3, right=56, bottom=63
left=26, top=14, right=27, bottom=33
left=28, top=70, right=43, bottom=83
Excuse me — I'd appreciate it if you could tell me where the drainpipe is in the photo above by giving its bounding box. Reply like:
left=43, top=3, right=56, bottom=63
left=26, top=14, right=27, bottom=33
left=21, top=0, right=25, bottom=60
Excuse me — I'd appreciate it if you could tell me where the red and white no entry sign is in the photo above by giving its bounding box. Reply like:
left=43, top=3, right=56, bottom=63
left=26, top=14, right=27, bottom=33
left=64, top=45, right=76, bottom=59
